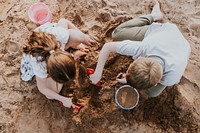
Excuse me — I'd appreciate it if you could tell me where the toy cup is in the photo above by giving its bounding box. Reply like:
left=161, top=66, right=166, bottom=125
left=28, top=3, right=51, bottom=25
left=115, top=85, right=139, bottom=110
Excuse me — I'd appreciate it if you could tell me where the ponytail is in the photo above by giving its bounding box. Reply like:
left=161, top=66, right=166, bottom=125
left=23, top=31, right=62, bottom=61
left=23, top=31, right=76, bottom=83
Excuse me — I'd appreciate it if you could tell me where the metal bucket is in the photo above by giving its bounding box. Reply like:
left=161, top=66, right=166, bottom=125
left=115, top=85, right=139, bottom=110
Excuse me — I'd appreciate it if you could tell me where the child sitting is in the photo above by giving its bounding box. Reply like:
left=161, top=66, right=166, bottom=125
left=21, top=18, right=93, bottom=107
left=90, top=1, right=191, bottom=97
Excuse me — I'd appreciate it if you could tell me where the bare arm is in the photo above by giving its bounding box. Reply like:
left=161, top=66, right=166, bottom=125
left=90, top=40, right=144, bottom=84
left=90, top=42, right=118, bottom=84
left=36, top=76, right=73, bottom=108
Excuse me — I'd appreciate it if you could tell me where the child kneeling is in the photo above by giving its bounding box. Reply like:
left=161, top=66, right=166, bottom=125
left=90, top=1, right=191, bottom=97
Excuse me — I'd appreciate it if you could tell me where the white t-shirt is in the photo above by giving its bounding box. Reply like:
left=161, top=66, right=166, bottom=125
left=30, top=22, right=70, bottom=78
left=116, top=22, right=191, bottom=86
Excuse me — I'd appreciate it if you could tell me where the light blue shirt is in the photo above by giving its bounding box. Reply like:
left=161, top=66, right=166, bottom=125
left=116, top=23, right=191, bottom=86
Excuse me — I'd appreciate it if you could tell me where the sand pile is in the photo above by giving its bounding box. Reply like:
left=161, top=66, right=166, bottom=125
left=0, top=0, right=200, bottom=132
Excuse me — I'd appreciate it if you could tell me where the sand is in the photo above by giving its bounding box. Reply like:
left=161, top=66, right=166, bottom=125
left=0, top=0, right=200, bottom=133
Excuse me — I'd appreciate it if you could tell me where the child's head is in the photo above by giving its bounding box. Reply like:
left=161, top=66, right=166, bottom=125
left=126, top=57, right=163, bottom=89
left=23, top=31, right=76, bottom=83
left=47, top=51, right=76, bottom=83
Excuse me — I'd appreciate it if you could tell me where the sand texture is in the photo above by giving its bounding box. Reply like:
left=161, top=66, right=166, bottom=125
left=0, top=0, right=200, bottom=133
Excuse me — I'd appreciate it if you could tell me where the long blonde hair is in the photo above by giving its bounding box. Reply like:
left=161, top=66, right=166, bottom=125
left=23, top=31, right=76, bottom=83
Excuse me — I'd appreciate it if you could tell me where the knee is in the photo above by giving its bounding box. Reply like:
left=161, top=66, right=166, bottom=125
left=111, top=28, right=120, bottom=41
left=111, top=30, right=117, bottom=40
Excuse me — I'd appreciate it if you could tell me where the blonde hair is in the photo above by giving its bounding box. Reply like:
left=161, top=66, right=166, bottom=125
left=126, top=57, right=163, bottom=89
left=23, top=31, right=76, bottom=83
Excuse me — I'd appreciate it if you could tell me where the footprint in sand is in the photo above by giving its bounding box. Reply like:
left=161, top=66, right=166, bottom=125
left=190, top=9, right=200, bottom=37
left=72, top=13, right=84, bottom=26
left=5, top=40, right=20, bottom=53
left=190, top=23, right=200, bottom=36
left=95, top=10, right=112, bottom=23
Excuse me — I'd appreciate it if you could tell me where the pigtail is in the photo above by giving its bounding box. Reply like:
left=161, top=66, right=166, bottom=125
left=23, top=31, right=62, bottom=61
left=23, top=30, right=76, bottom=83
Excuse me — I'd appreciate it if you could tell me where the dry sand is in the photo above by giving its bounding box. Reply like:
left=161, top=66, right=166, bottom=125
left=0, top=0, right=200, bottom=133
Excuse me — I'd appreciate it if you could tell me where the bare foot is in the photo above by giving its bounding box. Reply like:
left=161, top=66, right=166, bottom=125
left=150, top=1, right=163, bottom=21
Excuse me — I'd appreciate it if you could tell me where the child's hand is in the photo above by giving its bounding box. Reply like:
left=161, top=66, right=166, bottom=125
left=73, top=50, right=87, bottom=60
left=89, top=73, right=100, bottom=85
left=75, top=43, right=89, bottom=52
left=62, top=97, right=73, bottom=108
left=84, top=35, right=95, bottom=46
left=116, top=72, right=127, bottom=84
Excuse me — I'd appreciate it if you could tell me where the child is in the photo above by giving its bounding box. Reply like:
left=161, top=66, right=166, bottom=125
left=90, top=1, right=191, bottom=97
left=21, top=18, right=93, bottom=108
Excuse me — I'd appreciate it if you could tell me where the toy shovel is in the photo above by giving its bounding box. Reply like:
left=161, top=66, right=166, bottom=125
left=86, top=68, right=101, bottom=87
left=58, top=102, right=83, bottom=111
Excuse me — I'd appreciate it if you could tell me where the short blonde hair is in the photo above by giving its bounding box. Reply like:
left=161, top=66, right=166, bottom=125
left=126, top=57, right=163, bottom=89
